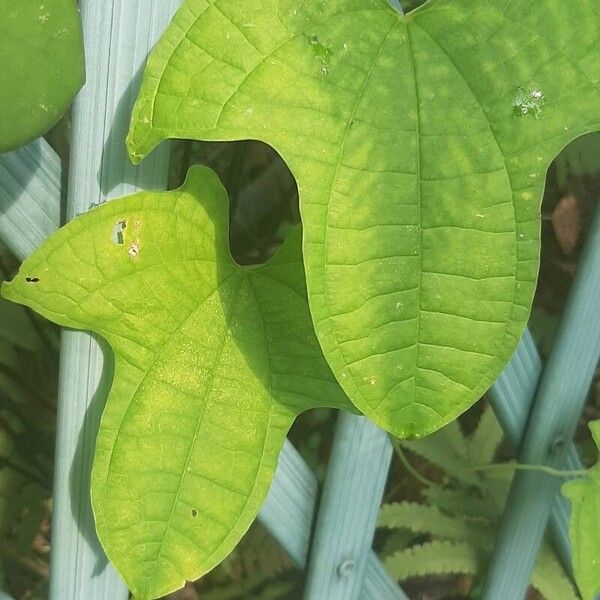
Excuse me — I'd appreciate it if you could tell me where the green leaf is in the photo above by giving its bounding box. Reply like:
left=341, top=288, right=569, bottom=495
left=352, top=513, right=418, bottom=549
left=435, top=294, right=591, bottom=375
left=466, top=405, right=503, bottom=466
left=1, top=166, right=353, bottom=599
left=127, top=0, right=600, bottom=438
left=383, top=528, right=578, bottom=600
left=378, top=501, right=492, bottom=547
left=562, top=420, right=600, bottom=600
left=532, top=546, right=580, bottom=600
left=0, top=0, right=84, bottom=152
left=384, top=539, right=480, bottom=580
left=422, top=485, right=499, bottom=520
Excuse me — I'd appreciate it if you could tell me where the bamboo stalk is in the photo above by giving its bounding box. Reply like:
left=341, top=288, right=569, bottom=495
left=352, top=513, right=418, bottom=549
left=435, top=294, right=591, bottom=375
left=487, top=328, right=582, bottom=571
left=0, top=139, right=60, bottom=261
left=303, top=414, right=406, bottom=600
left=483, top=205, right=600, bottom=599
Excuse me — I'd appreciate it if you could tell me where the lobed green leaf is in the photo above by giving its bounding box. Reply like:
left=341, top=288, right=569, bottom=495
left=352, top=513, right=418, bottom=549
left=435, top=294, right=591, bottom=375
left=1, top=166, right=353, bottom=599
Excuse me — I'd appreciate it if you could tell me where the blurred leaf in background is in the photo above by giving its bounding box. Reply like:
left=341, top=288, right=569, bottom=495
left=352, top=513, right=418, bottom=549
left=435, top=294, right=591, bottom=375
left=0, top=244, right=58, bottom=599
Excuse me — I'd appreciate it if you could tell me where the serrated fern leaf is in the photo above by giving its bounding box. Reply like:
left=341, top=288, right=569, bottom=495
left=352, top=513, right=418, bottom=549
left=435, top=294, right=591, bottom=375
left=379, top=502, right=463, bottom=534
left=379, top=530, right=420, bottom=560
left=423, top=485, right=498, bottom=521
left=467, top=406, right=503, bottom=466
left=379, top=502, right=494, bottom=550
left=384, top=540, right=479, bottom=581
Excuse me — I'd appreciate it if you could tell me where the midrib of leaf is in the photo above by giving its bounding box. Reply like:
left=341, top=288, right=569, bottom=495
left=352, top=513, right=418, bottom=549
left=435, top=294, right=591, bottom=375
left=405, top=21, right=424, bottom=420
left=102, top=278, right=236, bottom=475
left=410, top=20, right=516, bottom=399
left=154, top=276, right=245, bottom=569
left=322, top=18, right=401, bottom=408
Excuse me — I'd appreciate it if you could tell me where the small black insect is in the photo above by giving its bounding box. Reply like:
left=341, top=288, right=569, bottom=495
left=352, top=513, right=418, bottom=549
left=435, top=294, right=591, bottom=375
left=25, top=277, right=40, bottom=283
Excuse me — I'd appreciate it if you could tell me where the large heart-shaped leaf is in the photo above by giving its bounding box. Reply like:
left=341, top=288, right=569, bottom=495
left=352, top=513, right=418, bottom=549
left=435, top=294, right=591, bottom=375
left=1, top=166, right=353, bottom=598
left=0, top=0, right=84, bottom=152
left=562, top=420, right=600, bottom=600
left=127, top=0, right=600, bottom=438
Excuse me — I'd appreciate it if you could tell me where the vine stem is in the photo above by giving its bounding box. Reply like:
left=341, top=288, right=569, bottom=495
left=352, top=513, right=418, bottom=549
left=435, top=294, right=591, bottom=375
left=457, top=462, right=591, bottom=479
left=391, top=439, right=437, bottom=486
left=391, top=439, right=591, bottom=485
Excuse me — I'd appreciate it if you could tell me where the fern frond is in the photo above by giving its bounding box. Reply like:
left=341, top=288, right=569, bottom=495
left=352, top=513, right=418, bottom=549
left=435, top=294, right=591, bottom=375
left=467, top=405, right=503, bottom=466
left=379, top=502, right=463, bottom=535
left=398, top=421, right=478, bottom=484
left=423, top=485, right=498, bottom=520
left=379, top=529, right=419, bottom=559
left=379, top=502, right=494, bottom=550
left=384, top=540, right=480, bottom=581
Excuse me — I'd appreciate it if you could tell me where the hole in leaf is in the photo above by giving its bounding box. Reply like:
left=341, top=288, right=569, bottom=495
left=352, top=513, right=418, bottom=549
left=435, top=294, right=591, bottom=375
left=112, top=220, right=127, bottom=245
left=25, top=277, right=40, bottom=283
left=127, top=241, right=140, bottom=259
left=169, top=140, right=299, bottom=266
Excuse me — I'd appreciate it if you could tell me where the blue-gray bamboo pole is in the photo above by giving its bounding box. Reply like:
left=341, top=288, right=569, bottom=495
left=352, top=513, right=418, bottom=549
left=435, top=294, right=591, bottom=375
left=261, top=439, right=404, bottom=599
left=48, top=1, right=179, bottom=598
left=487, top=329, right=581, bottom=570
left=483, top=204, right=600, bottom=599
left=0, top=139, right=60, bottom=260
left=260, top=439, right=318, bottom=567
left=303, top=414, right=404, bottom=600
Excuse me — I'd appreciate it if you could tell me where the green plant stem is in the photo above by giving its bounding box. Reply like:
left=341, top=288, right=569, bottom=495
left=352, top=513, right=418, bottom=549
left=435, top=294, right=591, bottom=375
left=392, top=439, right=590, bottom=485
left=391, top=439, right=437, bottom=487
left=457, top=462, right=590, bottom=479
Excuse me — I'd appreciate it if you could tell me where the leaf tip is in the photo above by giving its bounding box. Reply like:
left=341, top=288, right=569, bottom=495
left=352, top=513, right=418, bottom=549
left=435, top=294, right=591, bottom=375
left=126, top=96, right=163, bottom=165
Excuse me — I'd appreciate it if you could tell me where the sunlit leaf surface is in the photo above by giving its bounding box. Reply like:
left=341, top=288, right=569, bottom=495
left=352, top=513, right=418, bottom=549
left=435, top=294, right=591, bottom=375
left=128, top=0, right=600, bottom=437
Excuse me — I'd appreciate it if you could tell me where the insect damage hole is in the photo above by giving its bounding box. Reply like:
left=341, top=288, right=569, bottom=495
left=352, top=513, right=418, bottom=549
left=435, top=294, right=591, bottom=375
left=25, top=277, right=40, bottom=283
left=128, top=241, right=140, bottom=259
left=112, top=220, right=127, bottom=245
